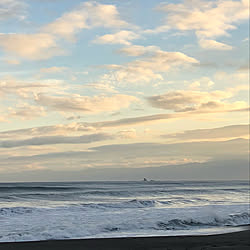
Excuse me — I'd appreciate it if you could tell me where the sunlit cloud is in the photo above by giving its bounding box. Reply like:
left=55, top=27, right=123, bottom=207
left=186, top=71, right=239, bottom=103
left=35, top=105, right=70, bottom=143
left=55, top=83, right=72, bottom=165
left=0, top=1, right=133, bottom=60
left=103, top=49, right=199, bottom=84
left=199, top=39, right=233, bottom=50
left=0, top=33, right=62, bottom=60
left=34, top=93, right=138, bottom=113
left=94, top=30, right=140, bottom=45
left=146, top=88, right=248, bottom=113
left=8, top=104, right=46, bottom=120
left=40, top=66, right=68, bottom=74
left=149, top=0, right=249, bottom=49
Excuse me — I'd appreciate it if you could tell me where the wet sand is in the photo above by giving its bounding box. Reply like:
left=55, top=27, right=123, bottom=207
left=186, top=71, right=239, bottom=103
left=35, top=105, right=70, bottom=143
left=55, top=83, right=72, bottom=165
left=0, top=229, right=249, bottom=250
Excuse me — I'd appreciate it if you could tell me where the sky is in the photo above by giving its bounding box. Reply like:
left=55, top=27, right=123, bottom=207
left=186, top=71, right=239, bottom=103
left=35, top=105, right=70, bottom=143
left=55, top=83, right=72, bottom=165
left=0, top=0, right=249, bottom=182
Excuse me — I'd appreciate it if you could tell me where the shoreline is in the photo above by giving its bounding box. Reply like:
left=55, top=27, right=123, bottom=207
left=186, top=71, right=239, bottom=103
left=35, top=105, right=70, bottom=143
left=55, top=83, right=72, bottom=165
left=0, top=228, right=249, bottom=250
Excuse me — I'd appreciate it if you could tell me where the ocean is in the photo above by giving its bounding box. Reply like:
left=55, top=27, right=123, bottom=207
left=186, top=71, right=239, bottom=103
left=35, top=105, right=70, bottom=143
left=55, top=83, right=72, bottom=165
left=0, top=181, right=249, bottom=242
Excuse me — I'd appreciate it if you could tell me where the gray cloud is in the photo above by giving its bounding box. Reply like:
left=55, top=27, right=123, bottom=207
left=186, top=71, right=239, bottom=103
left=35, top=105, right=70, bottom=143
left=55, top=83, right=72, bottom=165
left=0, top=158, right=248, bottom=182
left=86, top=113, right=175, bottom=128
left=162, top=124, right=249, bottom=141
left=0, top=133, right=114, bottom=148
left=0, top=0, right=27, bottom=22
left=2, top=138, right=248, bottom=163
left=146, top=89, right=248, bottom=113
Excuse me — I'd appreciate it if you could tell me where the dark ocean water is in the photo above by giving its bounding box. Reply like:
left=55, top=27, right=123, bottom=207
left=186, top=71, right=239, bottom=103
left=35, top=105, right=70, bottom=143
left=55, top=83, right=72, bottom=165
left=0, top=181, right=249, bottom=242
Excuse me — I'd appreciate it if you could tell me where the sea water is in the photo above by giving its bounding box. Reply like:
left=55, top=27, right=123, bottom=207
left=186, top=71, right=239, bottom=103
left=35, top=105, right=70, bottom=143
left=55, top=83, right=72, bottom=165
left=0, top=181, right=249, bottom=242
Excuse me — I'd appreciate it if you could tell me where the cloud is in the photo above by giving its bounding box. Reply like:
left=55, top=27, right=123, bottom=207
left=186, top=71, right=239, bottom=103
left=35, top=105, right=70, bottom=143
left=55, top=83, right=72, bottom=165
left=158, top=0, right=249, bottom=37
left=162, top=124, right=249, bottom=141
left=188, top=77, right=215, bottom=90
left=1, top=139, right=248, bottom=173
left=0, top=133, right=114, bottom=148
left=0, top=0, right=27, bottom=22
left=146, top=88, right=248, bottom=113
left=94, top=30, right=140, bottom=45
left=8, top=104, right=46, bottom=120
left=40, top=66, right=68, bottom=74
left=42, top=1, right=130, bottom=40
left=0, top=2, right=132, bottom=60
left=35, top=93, right=138, bottom=113
left=117, top=128, right=137, bottom=139
left=214, top=71, right=249, bottom=84
left=103, top=49, right=198, bottom=84
left=1, top=158, right=248, bottom=181
left=118, top=45, right=160, bottom=56
left=199, top=39, right=233, bottom=50
left=152, top=0, right=249, bottom=49
left=85, top=113, right=176, bottom=128
left=3, top=58, right=20, bottom=65
left=0, top=77, right=66, bottom=98
left=84, top=83, right=118, bottom=93
left=0, top=123, right=96, bottom=139
left=0, top=33, right=62, bottom=60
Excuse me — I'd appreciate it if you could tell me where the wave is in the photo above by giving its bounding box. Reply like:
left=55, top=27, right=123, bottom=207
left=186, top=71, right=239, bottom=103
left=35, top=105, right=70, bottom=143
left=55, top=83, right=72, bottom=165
left=98, top=212, right=250, bottom=234
left=80, top=199, right=170, bottom=209
left=155, top=213, right=250, bottom=230
left=0, top=186, right=80, bottom=192
left=0, top=204, right=249, bottom=242
left=0, top=207, right=35, bottom=216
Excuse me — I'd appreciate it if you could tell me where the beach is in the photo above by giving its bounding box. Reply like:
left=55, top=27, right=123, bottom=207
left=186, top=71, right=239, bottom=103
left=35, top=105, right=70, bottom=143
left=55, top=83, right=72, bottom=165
left=0, top=229, right=249, bottom=250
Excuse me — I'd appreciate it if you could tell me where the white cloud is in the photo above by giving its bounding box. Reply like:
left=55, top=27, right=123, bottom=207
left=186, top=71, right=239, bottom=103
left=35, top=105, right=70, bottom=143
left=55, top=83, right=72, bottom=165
left=40, top=66, right=68, bottom=74
left=103, top=49, right=199, bottom=84
left=152, top=0, right=249, bottom=49
left=85, top=83, right=118, bottom=93
left=0, top=123, right=96, bottom=140
left=0, top=77, right=66, bottom=98
left=118, top=45, right=160, bottom=56
left=189, top=81, right=200, bottom=89
left=188, top=77, right=215, bottom=89
left=42, top=1, right=132, bottom=40
left=94, top=30, right=140, bottom=45
left=199, top=39, right=233, bottom=50
left=158, top=0, right=249, bottom=38
left=0, top=2, right=132, bottom=60
left=0, top=33, right=62, bottom=60
left=35, top=93, right=138, bottom=113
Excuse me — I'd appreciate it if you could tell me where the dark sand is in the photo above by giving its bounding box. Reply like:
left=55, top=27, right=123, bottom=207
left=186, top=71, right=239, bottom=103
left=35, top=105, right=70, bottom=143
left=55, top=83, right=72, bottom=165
left=0, top=229, right=249, bottom=250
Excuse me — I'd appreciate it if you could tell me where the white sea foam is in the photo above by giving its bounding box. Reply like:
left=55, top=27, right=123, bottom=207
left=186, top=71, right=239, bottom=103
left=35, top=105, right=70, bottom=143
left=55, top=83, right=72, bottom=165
left=0, top=181, right=249, bottom=242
